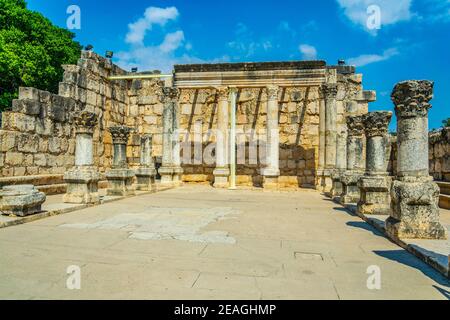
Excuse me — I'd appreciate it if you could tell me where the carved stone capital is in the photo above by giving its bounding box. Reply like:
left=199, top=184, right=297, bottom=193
left=266, top=85, right=279, bottom=101
left=216, top=86, right=229, bottom=102
left=159, top=87, right=180, bottom=104
left=363, top=111, right=393, bottom=138
left=324, top=84, right=338, bottom=99
left=73, top=111, right=98, bottom=134
left=346, top=115, right=365, bottom=137
left=108, top=126, right=132, bottom=145
left=391, top=80, right=433, bottom=118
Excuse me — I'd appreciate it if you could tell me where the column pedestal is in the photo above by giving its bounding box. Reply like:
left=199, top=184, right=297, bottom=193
left=261, top=168, right=280, bottom=190
left=330, top=170, right=344, bottom=200
left=357, top=175, right=392, bottom=215
left=135, top=167, right=157, bottom=191
left=64, top=167, right=100, bottom=204
left=213, top=167, right=230, bottom=188
left=106, top=169, right=135, bottom=196
left=340, top=172, right=363, bottom=204
left=0, top=185, right=46, bottom=217
left=386, top=176, right=447, bottom=239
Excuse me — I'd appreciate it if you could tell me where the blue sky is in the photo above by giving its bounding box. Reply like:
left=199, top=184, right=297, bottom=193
left=27, top=0, right=450, bottom=130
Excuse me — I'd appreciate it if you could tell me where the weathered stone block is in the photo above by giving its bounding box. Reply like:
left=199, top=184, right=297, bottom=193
left=0, top=185, right=46, bottom=217
left=357, top=175, right=392, bottom=215
left=18, top=87, right=39, bottom=101
left=12, top=99, right=41, bottom=116
left=63, top=167, right=101, bottom=204
left=106, top=168, right=135, bottom=196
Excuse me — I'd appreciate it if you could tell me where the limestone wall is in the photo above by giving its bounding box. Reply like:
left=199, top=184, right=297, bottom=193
left=0, top=51, right=130, bottom=177
left=429, top=128, right=450, bottom=181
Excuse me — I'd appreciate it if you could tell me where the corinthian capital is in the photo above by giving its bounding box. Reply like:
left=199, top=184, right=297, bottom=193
left=108, top=126, right=133, bottom=145
left=346, top=115, right=365, bottom=137
left=363, top=111, right=393, bottom=138
left=159, top=87, right=180, bottom=104
left=324, top=84, right=338, bottom=99
left=391, top=80, right=433, bottom=118
left=73, top=111, right=98, bottom=134
left=216, top=86, right=229, bottom=102
left=266, top=85, right=279, bottom=101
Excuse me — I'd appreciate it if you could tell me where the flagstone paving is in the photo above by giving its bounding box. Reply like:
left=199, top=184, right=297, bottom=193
left=0, top=185, right=448, bottom=300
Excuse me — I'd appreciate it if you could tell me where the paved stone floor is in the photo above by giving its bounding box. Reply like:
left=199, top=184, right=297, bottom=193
left=0, top=185, right=449, bottom=300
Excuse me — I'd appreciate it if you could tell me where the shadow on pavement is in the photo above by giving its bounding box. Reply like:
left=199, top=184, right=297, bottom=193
left=346, top=221, right=385, bottom=238
left=374, top=250, right=450, bottom=299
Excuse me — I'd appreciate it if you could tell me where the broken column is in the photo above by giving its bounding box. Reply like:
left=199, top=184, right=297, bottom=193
left=106, top=126, right=135, bottom=196
left=357, top=111, right=393, bottom=215
left=340, top=115, right=365, bottom=204
left=159, top=87, right=181, bottom=185
left=135, top=134, right=157, bottom=191
left=261, top=85, right=280, bottom=189
left=63, top=111, right=101, bottom=204
left=386, top=80, right=447, bottom=239
left=0, top=185, right=46, bottom=217
left=213, top=86, right=230, bottom=188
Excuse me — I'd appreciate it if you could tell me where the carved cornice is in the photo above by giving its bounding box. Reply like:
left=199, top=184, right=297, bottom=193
left=266, top=85, right=279, bottom=101
left=363, top=111, right=393, bottom=138
left=346, top=115, right=365, bottom=137
left=391, top=80, right=433, bottom=118
left=108, top=126, right=132, bottom=145
left=73, top=111, right=97, bottom=134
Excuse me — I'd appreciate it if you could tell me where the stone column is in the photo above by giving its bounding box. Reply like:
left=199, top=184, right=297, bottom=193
left=316, top=89, right=326, bottom=190
left=357, top=111, right=393, bottom=215
left=213, top=86, right=230, bottom=188
left=135, top=134, right=157, bottom=191
left=63, top=111, right=101, bottom=204
left=261, top=85, right=280, bottom=189
left=386, top=80, right=447, bottom=240
left=331, top=128, right=347, bottom=199
left=172, top=90, right=183, bottom=184
left=322, top=84, right=338, bottom=192
left=340, top=115, right=365, bottom=204
left=106, top=126, right=135, bottom=196
left=159, top=87, right=180, bottom=185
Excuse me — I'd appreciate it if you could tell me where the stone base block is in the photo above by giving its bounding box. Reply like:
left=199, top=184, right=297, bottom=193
left=357, top=175, right=392, bottom=215
left=316, top=170, right=332, bottom=193
left=340, top=172, right=362, bottom=204
left=135, top=167, right=156, bottom=191
left=263, top=176, right=279, bottom=190
left=106, top=169, right=135, bottom=197
left=331, top=171, right=344, bottom=200
left=63, top=167, right=101, bottom=204
left=213, top=167, right=230, bottom=188
left=0, top=185, right=46, bottom=217
left=172, top=167, right=184, bottom=186
left=386, top=177, right=448, bottom=240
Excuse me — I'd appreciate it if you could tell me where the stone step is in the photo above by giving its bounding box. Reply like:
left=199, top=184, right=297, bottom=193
left=437, top=181, right=450, bottom=196
left=439, top=194, right=450, bottom=210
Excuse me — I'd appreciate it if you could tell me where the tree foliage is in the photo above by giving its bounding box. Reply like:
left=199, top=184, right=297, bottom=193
left=0, top=0, right=82, bottom=111
left=443, top=118, right=450, bottom=128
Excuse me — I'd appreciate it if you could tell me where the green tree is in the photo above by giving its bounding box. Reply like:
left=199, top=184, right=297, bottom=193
left=0, top=0, right=82, bottom=111
left=442, top=118, right=450, bottom=128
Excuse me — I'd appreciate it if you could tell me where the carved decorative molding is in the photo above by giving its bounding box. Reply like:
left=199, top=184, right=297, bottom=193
left=346, top=115, right=365, bottom=137
left=363, top=111, right=393, bottom=138
left=109, top=126, right=133, bottom=145
left=391, top=80, right=433, bottom=118
left=73, top=111, right=98, bottom=134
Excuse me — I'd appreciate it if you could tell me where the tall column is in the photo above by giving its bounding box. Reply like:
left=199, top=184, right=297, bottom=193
left=213, top=86, right=230, bottom=188
left=340, top=115, right=365, bottom=204
left=159, top=87, right=179, bottom=185
left=172, top=90, right=183, bottom=184
left=63, top=111, right=101, bottom=204
left=261, top=85, right=280, bottom=189
left=386, top=80, right=447, bottom=240
left=316, top=89, right=326, bottom=190
left=322, top=84, right=338, bottom=192
left=106, top=126, right=135, bottom=196
left=135, top=134, right=157, bottom=191
left=357, top=111, right=393, bottom=215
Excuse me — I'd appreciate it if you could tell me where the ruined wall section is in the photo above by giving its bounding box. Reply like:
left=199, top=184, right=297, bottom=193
left=429, top=128, right=450, bottom=181
left=0, top=51, right=130, bottom=177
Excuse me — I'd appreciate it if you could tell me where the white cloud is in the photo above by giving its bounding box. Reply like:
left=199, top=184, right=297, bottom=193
left=347, top=48, right=399, bottom=67
left=299, top=44, right=317, bottom=60
left=158, top=31, right=185, bottom=53
left=126, top=6, right=179, bottom=45
left=336, top=0, right=412, bottom=32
